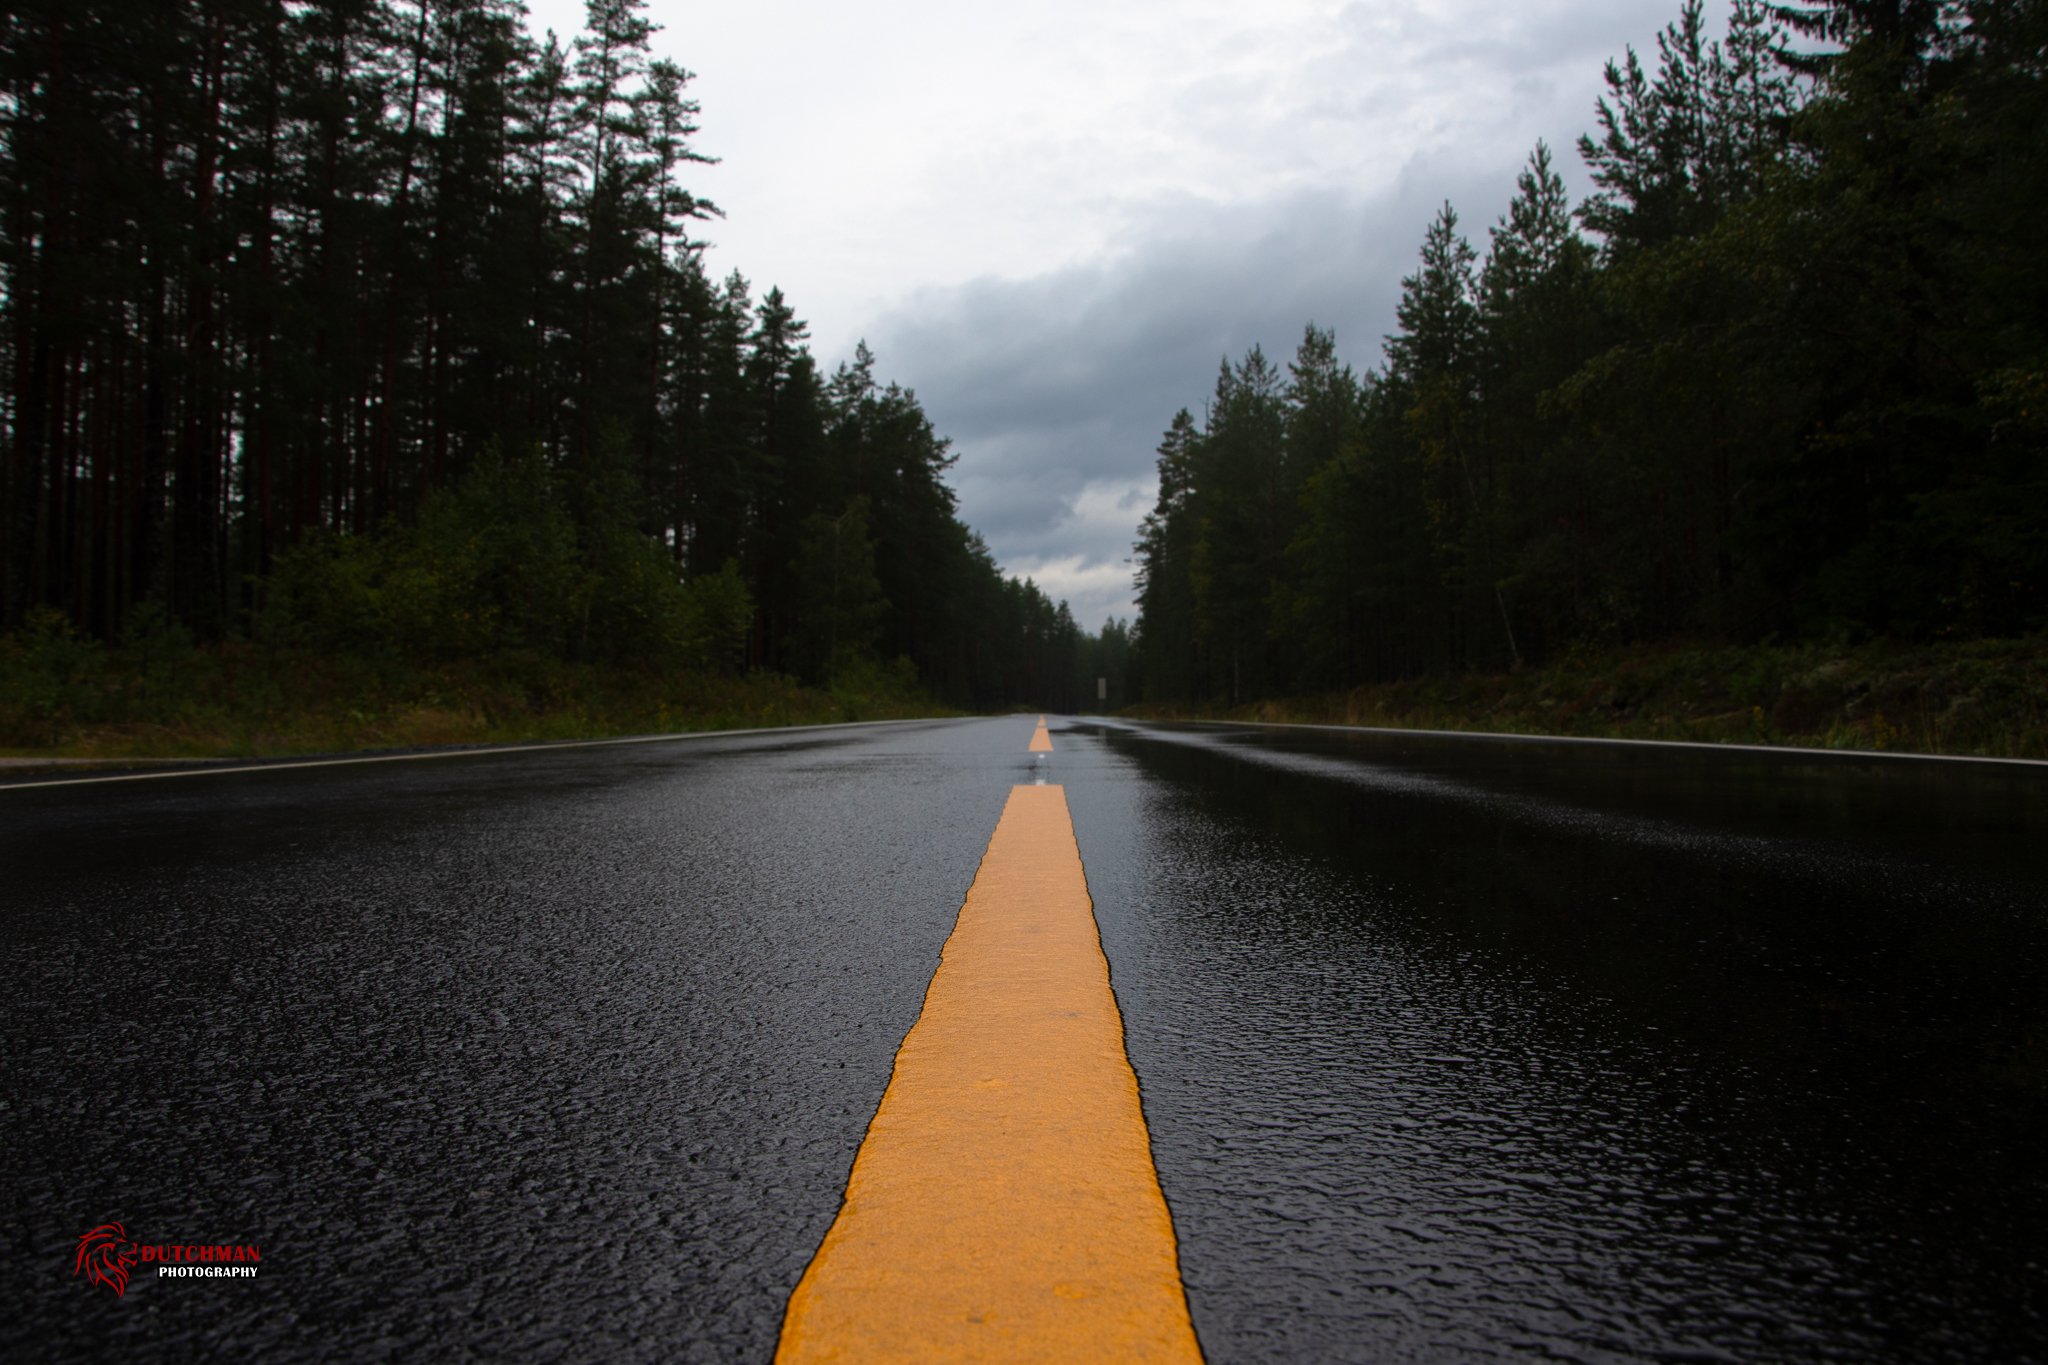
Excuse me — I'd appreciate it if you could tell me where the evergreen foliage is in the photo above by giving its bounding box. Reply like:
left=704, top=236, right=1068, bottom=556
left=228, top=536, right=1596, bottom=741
left=0, top=0, right=1098, bottom=712
left=790, top=495, right=887, bottom=683
left=1134, top=0, right=2048, bottom=705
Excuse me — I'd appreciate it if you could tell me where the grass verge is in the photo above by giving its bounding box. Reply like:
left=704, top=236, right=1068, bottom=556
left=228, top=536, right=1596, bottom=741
left=1124, top=636, right=2048, bottom=760
left=1, top=629, right=953, bottom=766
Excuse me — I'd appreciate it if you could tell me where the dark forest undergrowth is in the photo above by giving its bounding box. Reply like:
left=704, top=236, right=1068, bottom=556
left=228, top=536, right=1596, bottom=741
left=0, top=624, right=952, bottom=767
left=1126, top=636, right=2048, bottom=761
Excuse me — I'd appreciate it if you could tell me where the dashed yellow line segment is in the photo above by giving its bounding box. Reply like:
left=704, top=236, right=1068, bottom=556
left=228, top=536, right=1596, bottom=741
left=1029, top=716, right=1054, bottom=752
left=774, top=780, right=1202, bottom=1364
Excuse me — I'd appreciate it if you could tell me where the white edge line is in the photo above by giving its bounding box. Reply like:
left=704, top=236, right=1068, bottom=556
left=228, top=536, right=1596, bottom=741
left=1099, top=717, right=2048, bottom=769
left=0, top=717, right=955, bottom=792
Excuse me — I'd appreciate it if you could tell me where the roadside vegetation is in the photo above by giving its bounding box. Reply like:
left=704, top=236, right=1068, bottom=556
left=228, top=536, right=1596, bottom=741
left=1127, top=635, right=2048, bottom=760
left=0, top=0, right=1125, bottom=758
left=0, top=608, right=949, bottom=768
left=0, top=443, right=956, bottom=763
left=1129, top=0, right=2048, bottom=741
left=0, top=636, right=945, bottom=766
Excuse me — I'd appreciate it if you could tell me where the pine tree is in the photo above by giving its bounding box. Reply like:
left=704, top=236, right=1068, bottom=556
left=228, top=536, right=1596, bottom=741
left=791, top=495, right=887, bottom=682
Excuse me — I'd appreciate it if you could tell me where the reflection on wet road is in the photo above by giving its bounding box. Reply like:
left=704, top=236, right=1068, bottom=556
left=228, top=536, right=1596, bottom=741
left=4, top=718, right=2043, bottom=1361
left=1070, top=725, right=2047, bottom=1362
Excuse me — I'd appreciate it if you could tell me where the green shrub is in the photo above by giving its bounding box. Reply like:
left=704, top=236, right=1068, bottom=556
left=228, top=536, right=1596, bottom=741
left=260, top=451, right=752, bottom=670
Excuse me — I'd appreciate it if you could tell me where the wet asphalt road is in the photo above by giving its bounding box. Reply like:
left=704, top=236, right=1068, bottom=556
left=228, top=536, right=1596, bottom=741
left=4, top=717, right=2046, bottom=1362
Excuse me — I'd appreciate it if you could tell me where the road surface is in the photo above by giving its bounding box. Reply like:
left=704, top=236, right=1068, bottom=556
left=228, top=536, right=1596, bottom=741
left=4, top=717, right=2043, bottom=1361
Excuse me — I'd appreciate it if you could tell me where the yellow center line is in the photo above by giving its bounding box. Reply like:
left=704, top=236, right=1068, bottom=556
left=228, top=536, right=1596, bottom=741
left=775, top=784, right=1203, bottom=1364
left=1029, top=719, right=1054, bottom=752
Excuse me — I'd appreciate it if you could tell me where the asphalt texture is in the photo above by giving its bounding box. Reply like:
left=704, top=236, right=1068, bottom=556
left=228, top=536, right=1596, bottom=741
left=4, top=717, right=2045, bottom=1362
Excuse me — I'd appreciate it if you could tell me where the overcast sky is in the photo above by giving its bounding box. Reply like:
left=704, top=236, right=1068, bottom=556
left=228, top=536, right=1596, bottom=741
left=530, top=0, right=1680, bottom=628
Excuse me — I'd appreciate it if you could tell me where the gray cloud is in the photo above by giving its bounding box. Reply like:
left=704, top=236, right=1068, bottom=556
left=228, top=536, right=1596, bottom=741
left=841, top=0, right=1693, bottom=629
left=869, top=164, right=1508, bottom=626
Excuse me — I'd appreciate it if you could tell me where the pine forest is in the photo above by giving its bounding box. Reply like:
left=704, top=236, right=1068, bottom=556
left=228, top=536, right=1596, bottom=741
left=1131, top=0, right=2047, bottom=747
left=1, top=0, right=1114, bottom=747
left=3, top=0, right=2045, bottom=752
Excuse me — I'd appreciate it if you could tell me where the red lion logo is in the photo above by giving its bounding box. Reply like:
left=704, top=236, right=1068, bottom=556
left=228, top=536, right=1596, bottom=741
left=74, top=1223, right=137, bottom=1298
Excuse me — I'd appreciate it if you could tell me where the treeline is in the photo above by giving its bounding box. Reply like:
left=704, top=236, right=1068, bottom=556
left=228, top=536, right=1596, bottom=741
left=0, top=0, right=1097, bottom=710
left=1134, top=0, right=2048, bottom=704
